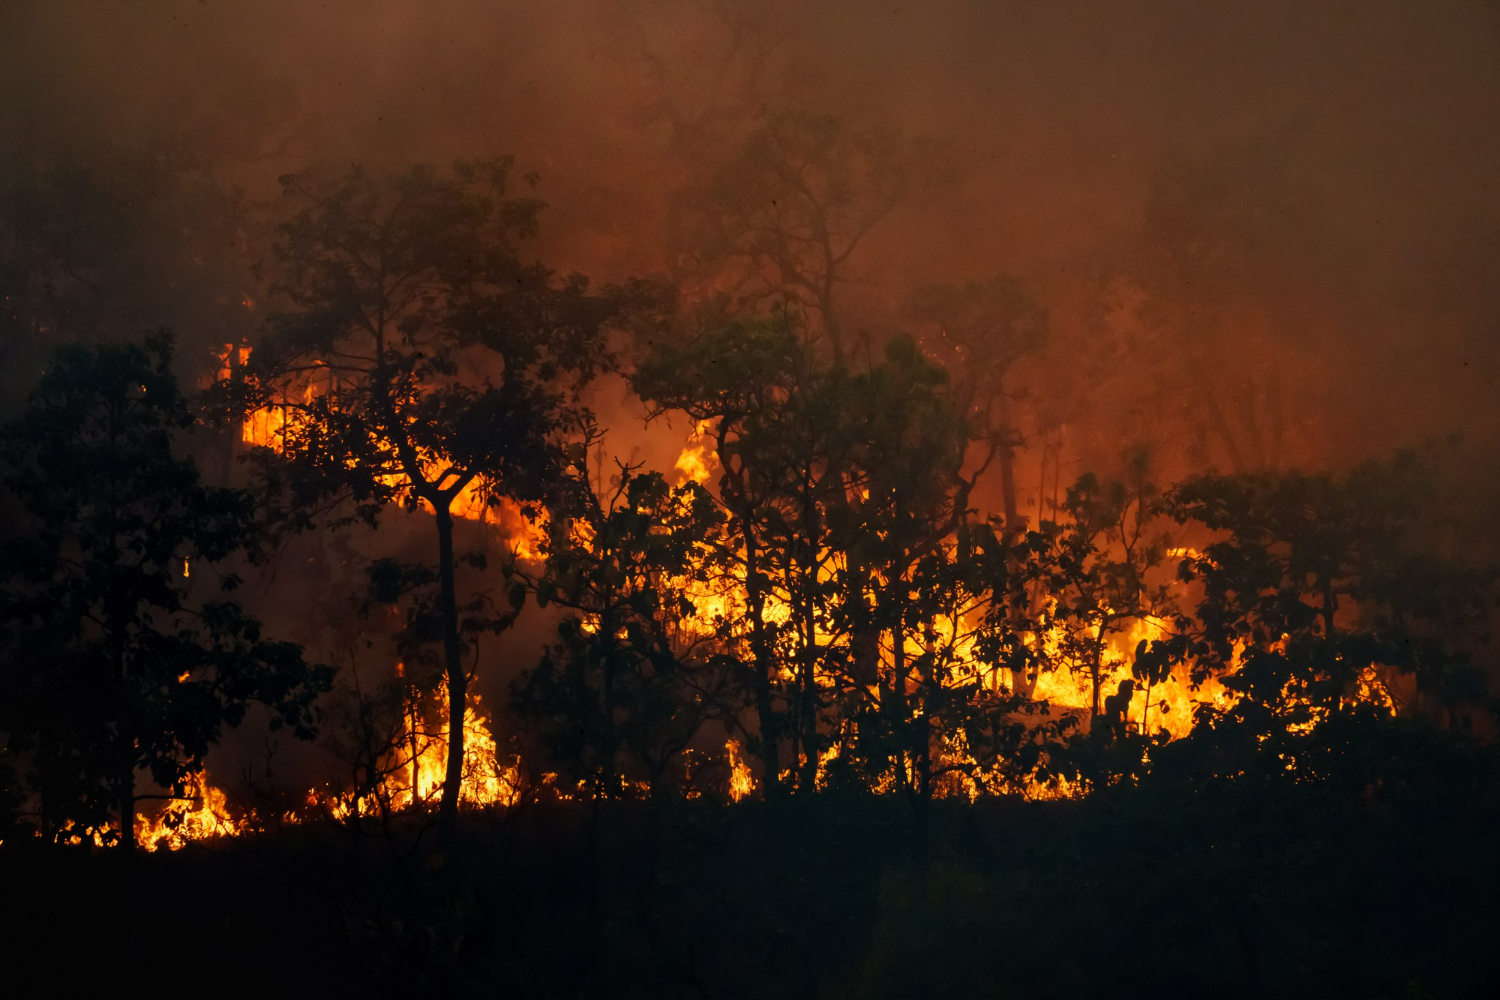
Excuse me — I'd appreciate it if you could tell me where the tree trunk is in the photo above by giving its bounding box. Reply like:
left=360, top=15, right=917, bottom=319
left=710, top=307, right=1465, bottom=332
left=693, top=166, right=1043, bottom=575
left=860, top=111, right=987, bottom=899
left=796, top=477, right=822, bottom=793
left=434, top=504, right=467, bottom=835
left=113, top=603, right=135, bottom=852
left=993, top=392, right=1021, bottom=536
left=598, top=608, right=619, bottom=800
left=1203, top=392, right=1248, bottom=472
left=743, top=528, right=781, bottom=797
left=118, top=769, right=136, bottom=853
left=797, top=541, right=820, bottom=794
left=998, top=434, right=1020, bottom=536
left=1089, top=639, right=1104, bottom=726
left=887, top=592, right=908, bottom=785
left=846, top=511, right=880, bottom=692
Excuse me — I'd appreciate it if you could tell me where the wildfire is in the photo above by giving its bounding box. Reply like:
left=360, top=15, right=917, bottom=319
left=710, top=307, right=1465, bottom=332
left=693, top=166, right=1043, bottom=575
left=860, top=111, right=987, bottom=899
left=726, top=739, right=755, bottom=802
left=1016, top=614, right=1236, bottom=741
left=122, top=672, right=528, bottom=850
left=98, top=350, right=1398, bottom=853
left=136, top=773, right=247, bottom=851
left=308, top=681, right=523, bottom=821
left=673, top=420, right=716, bottom=485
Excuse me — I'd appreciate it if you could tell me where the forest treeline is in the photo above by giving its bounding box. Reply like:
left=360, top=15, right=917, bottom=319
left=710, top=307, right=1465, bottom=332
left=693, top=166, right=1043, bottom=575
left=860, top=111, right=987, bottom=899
left=0, top=158, right=1494, bottom=851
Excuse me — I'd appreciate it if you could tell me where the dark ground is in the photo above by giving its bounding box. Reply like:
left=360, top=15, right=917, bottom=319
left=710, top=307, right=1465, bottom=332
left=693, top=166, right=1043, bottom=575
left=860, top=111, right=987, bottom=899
left=5, top=775, right=1498, bottom=1000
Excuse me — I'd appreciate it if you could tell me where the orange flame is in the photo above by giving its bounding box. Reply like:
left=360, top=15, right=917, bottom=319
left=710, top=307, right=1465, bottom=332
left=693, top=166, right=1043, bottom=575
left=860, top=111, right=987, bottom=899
left=136, top=774, right=247, bottom=851
left=726, top=739, right=755, bottom=802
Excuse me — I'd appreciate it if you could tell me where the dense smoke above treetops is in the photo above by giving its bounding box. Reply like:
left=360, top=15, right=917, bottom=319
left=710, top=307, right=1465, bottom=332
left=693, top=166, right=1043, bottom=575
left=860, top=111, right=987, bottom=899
left=3, top=0, right=1498, bottom=505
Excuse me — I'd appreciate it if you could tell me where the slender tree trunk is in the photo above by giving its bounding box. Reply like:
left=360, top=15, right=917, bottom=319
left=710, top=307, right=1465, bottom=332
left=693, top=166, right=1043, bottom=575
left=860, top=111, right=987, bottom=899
left=887, top=591, right=907, bottom=783
left=795, top=465, right=824, bottom=793
left=820, top=282, right=842, bottom=365
left=434, top=504, right=467, bottom=835
left=743, top=528, right=780, bottom=797
left=797, top=529, right=820, bottom=793
left=408, top=691, right=421, bottom=805
left=1203, top=392, right=1247, bottom=472
left=591, top=613, right=621, bottom=994
left=994, top=392, right=1021, bottom=536
left=112, top=599, right=135, bottom=852
left=599, top=608, right=618, bottom=799
left=998, top=435, right=1020, bottom=536
left=911, top=629, right=935, bottom=875
left=1321, top=578, right=1338, bottom=641
left=118, top=770, right=136, bottom=852
left=847, top=512, right=880, bottom=692
left=1089, top=639, right=1104, bottom=726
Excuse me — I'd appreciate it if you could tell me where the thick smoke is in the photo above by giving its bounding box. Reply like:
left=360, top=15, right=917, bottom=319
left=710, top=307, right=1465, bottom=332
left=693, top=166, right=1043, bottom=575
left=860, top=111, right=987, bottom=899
left=6, top=0, right=1496, bottom=450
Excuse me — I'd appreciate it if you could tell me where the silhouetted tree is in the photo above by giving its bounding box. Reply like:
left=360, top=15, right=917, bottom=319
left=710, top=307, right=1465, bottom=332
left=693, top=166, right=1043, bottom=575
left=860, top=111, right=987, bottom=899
left=513, top=467, right=731, bottom=798
left=689, top=110, right=931, bottom=361
left=639, top=322, right=1004, bottom=800
left=821, top=335, right=989, bottom=802
left=905, top=275, right=1048, bottom=533
left=1046, top=465, right=1177, bottom=728
left=1162, top=452, right=1494, bottom=781
left=0, top=334, right=327, bottom=849
left=236, top=161, right=642, bottom=832
left=637, top=319, right=863, bottom=793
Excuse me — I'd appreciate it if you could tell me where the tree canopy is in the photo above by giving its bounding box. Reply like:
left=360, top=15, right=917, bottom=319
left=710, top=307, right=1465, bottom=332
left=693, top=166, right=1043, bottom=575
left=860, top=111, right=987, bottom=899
left=0, top=333, right=328, bottom=848
left=232, top=160, right=651, bottom=830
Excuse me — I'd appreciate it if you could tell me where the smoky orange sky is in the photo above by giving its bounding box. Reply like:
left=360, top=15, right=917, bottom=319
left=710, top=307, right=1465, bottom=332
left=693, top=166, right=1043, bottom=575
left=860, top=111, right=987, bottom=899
left=4, top=0, right=1498, bottom=491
